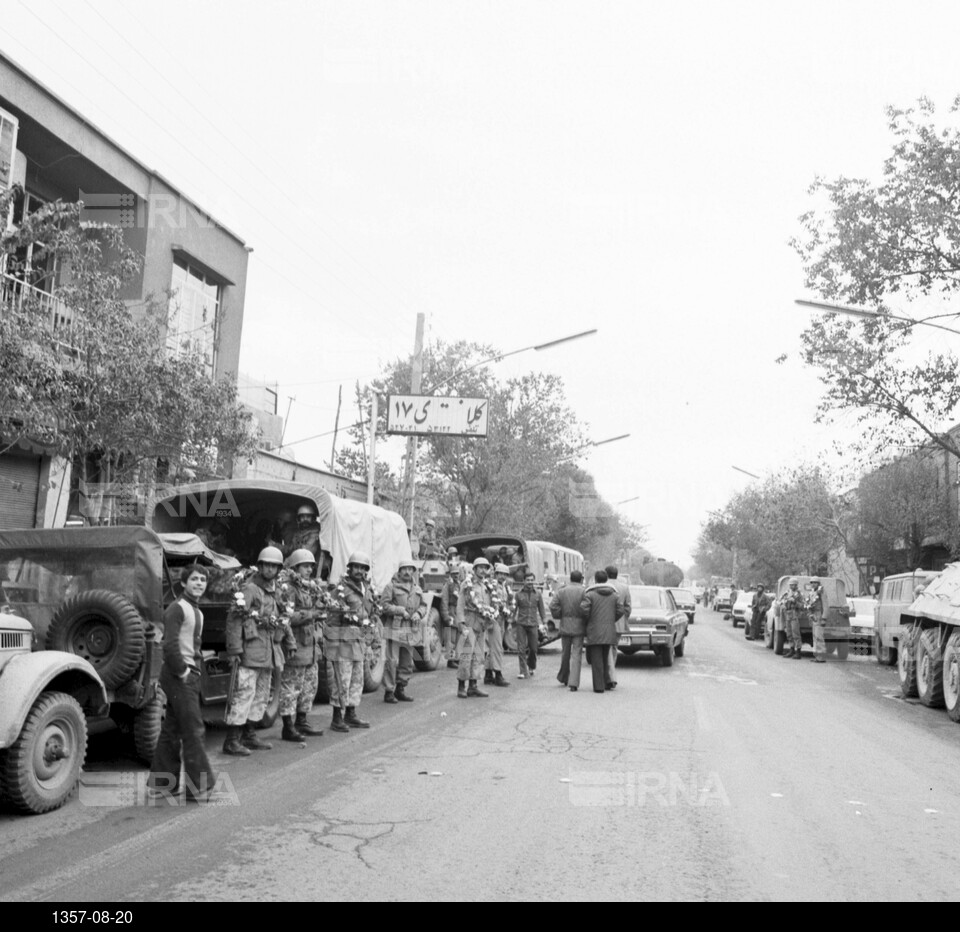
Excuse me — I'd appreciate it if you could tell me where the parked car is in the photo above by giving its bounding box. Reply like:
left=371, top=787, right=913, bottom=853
left=713, top=587, right=733, bottom=612
left=691, top=584, right=705, bottom=604
left=668, top=587, right=696, bottom=624
left=731, top=590, right=754, bottom=629
left=871, top=570, right=939, bottom=668
left=617, top=586, right=689, bottom=667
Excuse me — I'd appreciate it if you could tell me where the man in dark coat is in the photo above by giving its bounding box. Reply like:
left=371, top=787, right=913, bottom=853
left=747, top=584, right=771, bottom=641
left=550, top=570, right=586, bottom=691
left=604, top=564, right=632, bottom=689
left=579, top=569, right=624, bottom=693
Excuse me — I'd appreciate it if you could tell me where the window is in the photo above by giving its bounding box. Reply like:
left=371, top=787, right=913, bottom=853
left=0, top=107, right=17, bottom=197
left=167, top=257, right=220, bottom=376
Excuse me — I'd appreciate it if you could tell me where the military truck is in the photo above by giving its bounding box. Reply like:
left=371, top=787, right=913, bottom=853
left=895, top=563, right=960, bottom=720
left=0, top=608, right=108, bottom=814
left=147, top=479, right=421, bottom=706
left=0, top=527, right=173, bottom=813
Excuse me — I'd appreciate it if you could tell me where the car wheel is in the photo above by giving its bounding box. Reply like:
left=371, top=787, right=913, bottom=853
left=917, top=628, right=945, bottom=708
left=413, top=607, right=444, bottom=672
left=675, top=635, right=685, bottom=658
left=835, top=641, right=850, bottom=661
left=943, top=632, right=960, bottom=724
left=0, top=691, right=87, bottom=814
left=362, top=638, right=386, bottom=694
left=898, top=627, right=919, bottom=699
left=660, top=639, right=675, bottom=667
left=774, top=629, right=786, bottom=655
left=874, top=631, right=896, bottom=666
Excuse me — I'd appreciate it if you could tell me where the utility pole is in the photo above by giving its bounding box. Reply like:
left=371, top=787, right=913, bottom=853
left=403, top=313, right=425, bottom=527
left=328, top=384, right=342, bottom=471
left=367, top=392, right=378, bottom=505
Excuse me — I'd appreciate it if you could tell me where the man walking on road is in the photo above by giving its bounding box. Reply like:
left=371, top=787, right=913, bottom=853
left=580, top=569, right=624, bottom=693
left=513, top=571, right=546, bottom=679
left=604, top=565, right=631, bottom=688
left=550, top=570, right=586, bottom=691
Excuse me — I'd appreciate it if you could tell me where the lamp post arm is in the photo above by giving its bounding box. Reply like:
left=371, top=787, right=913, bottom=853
left=795, top=299, right=960, bottom=337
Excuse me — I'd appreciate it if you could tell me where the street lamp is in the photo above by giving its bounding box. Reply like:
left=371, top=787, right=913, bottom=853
left=731, top=465, right=760, bottom=479
left=795, top=298, right=960, bottom=338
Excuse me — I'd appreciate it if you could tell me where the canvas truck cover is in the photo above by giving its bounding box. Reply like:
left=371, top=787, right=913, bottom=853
left=904, top=564, right=956, bottom=624
left=0, top=526, right=166, bottom=635
left=146, top=479, right=412, bottom=591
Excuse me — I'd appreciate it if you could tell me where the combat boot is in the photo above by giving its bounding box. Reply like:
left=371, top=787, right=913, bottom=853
left=241, top=721, right=273, bottom=750
left=281, top=715, right=304, bottom=742
left=467, top=679, right=489, bottom=698
left=330, top=707, right=350, bottom=733
left=457, top=681, right=468, bottom=698
left=383, top=690, right=398, bottom=704
left=344, top=706, right=370, bottom=729
left=483, top=670, right=495, bottom=685
left=493, top=671, right=510, bottom=687
left=782, top=648, right=795, bottom=659
left=221, top=726, right=251, bottom=756
left=447, top=658, right=459, bottom=669
left=295, top=712, right=324, bottom=736
left=395, top=684, right=414, bottom=702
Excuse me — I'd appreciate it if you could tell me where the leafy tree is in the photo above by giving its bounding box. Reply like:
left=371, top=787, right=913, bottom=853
left=792, top=97, right=960, bottom=462
left=0, top=191, right=259, bottom=516
left=854, top=454, right=949, bottom=570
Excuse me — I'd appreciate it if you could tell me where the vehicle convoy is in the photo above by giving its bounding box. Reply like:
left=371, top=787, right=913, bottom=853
left=0, top=527, right=171, bottom=814
left=147, top=480, right=420, bottom=713
left=894, top=563, right=960, bottom=719
left=444, top=533, right=585, bottom=650
left=873, top=570, right=939, bottom=667
left=763, top=575, right=853, bottom=657
left=617, top=585, right=689, bottom=667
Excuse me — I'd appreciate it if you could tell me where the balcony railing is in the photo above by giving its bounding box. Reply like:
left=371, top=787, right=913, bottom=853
left=0, top=269, right=74, bottom=330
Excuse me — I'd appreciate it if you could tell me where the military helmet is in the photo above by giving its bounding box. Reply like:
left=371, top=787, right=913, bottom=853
left=494, top=563, right=510, bottom=574
left=398, top=559, right=418, bottom=572
left=424, top=518, right=435, bottom=528
left=788, top=577, right=799, bottom=587
left=287, top=548, right=317, bottom=568
left=297, top=504, right=317, bottom=518
left=447, top=545, right=459, bottom=555
left=257, top=546, right=284, bottom=566
left=473, top=557, right=491, bottom=569
left=347, top=551, right=371, bottom=569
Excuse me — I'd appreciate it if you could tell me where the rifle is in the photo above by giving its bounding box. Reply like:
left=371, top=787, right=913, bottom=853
left=225, top=656, right=240, bottom=716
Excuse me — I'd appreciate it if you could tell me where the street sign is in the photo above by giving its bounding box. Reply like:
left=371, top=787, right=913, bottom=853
left=386, top=394, right=488, bottom=437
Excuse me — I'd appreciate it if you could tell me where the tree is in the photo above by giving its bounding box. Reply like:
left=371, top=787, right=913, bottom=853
left=0, top=191, right=259, bottom=514
left=792, top=97, right=960, bottom=463
left=854, top=454, right=948, bottom=570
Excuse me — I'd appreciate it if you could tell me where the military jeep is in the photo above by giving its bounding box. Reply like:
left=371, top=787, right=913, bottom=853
left=763, top=575, right=852, bottom=658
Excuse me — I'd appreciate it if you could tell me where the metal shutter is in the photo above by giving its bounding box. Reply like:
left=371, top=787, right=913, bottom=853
left=0, top=453, right=41, bottom=528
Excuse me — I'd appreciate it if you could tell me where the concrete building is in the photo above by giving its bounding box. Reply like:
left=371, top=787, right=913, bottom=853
left=0, top=50, right=250, bottom=528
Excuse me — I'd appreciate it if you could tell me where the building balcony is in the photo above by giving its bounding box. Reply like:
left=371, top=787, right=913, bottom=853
left=0, top=269, right=74, bottom=331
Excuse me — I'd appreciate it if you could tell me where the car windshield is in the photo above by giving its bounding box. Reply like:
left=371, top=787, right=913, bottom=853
left=629, top=587, right=663, bottom=609
left=670, top=589, right=693, bottom=601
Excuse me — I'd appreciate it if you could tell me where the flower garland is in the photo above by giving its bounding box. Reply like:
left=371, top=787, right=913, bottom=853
left=230, top=567, right=293, bottom=632
left=464, top=577, right=501, bottom=624
left=328, top=579, right=381, bottom=628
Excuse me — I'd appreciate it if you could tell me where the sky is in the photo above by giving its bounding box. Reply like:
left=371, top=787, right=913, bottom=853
left=3, top=0, right=960, bottom=567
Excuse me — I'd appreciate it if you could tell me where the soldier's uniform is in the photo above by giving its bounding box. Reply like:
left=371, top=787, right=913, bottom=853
left=778, top=580, right=806, bottom=659
left=380, top=565, right=426, bottom=703
left=224, top=561, right=294, bottom=752
left=807, top=579, right=826, bottom=662
left=277, top=553, right=326, bottom=740
left=444, top=550, right=465, bottom=667
left=483, top=565, right=514, bottom=686
left=324, top=558, right=378, bottom=730
left=456, top=561, right=497, bottom=697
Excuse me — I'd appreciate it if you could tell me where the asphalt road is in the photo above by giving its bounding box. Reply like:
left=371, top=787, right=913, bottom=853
left=3, top=603, right=960, bottom=902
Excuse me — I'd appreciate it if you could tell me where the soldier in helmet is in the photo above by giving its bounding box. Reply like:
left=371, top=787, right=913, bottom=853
left=379, top=559, right=426, bottom=704
left=277, top=549, right=326, bottom=742
left=778, top=577, right=806, bottom=659
left=483, top=563, right=514, bottom=687
left=807, top=577, right=826, bottom=663
left=223, top=546, right=293, bottom=755
left=325, top=552, right=377, bottom=732
left=445, top=545, right=465, bottom=668
left=456, top=557, right=497, bottom=698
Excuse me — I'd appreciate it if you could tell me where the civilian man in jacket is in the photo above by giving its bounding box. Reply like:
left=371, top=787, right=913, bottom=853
left=747, top=584, right=771, bottom=641
left=512, top=571, right=546, bottom=679
left=579, top=569, right=624, bottom=693
left=147, top=564, right=219, bottom=800
left=605, top=565, right=632, bottom=689
left=550, top=570, right=587, bottom=691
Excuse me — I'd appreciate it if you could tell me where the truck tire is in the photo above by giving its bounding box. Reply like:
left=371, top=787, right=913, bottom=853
left=503, top=625, right=519, bottom=653
left=836, top=641, right=850, bottom=661
left=362, top=638, right=385, bottom=693
left=774, top=629, right=786, bottom=655
left=413, top=608, right=444, bottom=672
left=46, top=590, right=145, bottom=689
left=0, top=691, right=87, bottom=814
left=132, top=690, right=165, bottom=764
left=898, top=628, right=918, bottom=699
left=943, top=632, right=960, bottom=724
left=917, top=628, right=945, bottom=708
left=874, top=631, right=897, bottom=666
